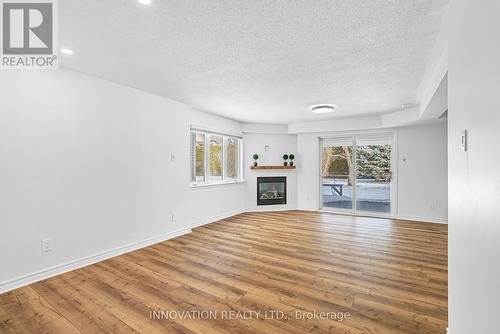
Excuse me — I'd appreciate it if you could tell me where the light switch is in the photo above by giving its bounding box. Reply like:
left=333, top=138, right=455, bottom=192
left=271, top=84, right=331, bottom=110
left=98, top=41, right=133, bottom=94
left=460, top=130, right=467, bottom=152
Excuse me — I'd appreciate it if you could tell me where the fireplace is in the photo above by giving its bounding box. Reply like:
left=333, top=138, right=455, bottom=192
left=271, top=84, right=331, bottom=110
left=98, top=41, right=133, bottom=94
left=257, top=177, right=287, bottom=206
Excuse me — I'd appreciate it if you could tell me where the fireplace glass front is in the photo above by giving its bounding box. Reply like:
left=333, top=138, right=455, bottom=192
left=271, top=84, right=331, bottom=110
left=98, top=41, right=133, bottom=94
left=257, top=177, right=287, bottom=206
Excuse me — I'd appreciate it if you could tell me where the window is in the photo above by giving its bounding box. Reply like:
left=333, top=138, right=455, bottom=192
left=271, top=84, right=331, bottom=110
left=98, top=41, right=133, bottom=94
left=191, top=132, right=206, bottom=182
left=226, top=137, right=239, bottom=180
left=208, top=135, right=223, bottom=181
left=191, top=128, right=243, bottom=185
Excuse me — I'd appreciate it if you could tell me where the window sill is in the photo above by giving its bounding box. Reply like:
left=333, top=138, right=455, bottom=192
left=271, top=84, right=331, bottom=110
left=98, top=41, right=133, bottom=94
left=190, top=180, right=246, bottom=188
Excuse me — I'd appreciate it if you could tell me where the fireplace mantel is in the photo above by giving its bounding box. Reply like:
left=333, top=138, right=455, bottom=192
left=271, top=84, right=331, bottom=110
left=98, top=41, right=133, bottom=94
left=250, top=166, right=296, bottom=170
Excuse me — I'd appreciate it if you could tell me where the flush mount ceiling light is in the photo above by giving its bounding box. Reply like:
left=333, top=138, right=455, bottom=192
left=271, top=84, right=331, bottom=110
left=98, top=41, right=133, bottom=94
left=138, top=0, right=151, bottom=4
left=311, top=104, right=336, bottom=114
left=60, top=48, right=73, bottom=55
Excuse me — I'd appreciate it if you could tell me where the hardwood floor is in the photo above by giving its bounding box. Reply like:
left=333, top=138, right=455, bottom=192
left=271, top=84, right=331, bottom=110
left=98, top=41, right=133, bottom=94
left=0, top=211, right=448, bottom=333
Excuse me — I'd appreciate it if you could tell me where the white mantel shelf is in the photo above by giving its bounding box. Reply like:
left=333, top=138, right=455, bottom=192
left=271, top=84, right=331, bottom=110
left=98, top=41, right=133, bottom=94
left=249, top=166, right=296, bottom=170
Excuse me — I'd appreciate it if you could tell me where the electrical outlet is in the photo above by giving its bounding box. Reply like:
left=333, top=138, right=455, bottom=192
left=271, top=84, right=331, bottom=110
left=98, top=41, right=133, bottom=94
left=170, top=153, right=176, bottom=162
left=171, top=214, right=176, bottom=223
left=41, top=238, right=53, bottom=253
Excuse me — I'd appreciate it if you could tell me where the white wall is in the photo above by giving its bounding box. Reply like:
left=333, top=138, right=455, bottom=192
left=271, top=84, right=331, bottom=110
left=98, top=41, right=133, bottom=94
left=448, top=0, right=500, bottom=332
left=296, top=123, right=448, bottom=223
left=296, top=133, right=321, bottom=211
left=289, top=106, right=427, bottom=134
left=289, top=115, right=383, bottom=134
left=397, top=121, right=448, bottom=222
left=0, top=69, right=244, bottom=291
left=243, top=133, right=298, bottom=211
left=241, top=123, right=288, bottom=134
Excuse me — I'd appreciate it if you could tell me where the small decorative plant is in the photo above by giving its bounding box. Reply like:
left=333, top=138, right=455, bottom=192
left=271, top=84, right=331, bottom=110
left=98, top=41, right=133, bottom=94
left=252, top=154, right=259, bottom=167
left=283, top=154, right=289, bottom=166
left=289, top=154, right=295, bottom=166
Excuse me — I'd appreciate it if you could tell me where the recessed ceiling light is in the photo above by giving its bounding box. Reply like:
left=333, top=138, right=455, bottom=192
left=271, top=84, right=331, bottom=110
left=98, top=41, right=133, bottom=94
left=60, top=48, right=73, bottom=55
left=138, top=0, right=151, bottom=4
left=311, top=104, right=336, bottom=114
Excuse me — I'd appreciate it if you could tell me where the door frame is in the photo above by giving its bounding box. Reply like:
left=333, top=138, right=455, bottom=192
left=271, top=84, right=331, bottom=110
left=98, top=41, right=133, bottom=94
left=319, top=129, right=398, bottom=218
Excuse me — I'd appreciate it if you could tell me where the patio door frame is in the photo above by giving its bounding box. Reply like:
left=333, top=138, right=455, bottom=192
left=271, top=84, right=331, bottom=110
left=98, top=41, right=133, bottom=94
left=319, top=130, right=398, bottom=218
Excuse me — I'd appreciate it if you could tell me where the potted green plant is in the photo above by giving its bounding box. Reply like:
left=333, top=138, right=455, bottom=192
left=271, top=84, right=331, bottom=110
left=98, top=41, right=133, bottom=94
left=283, top=154, right=289, bottom=166
left=289, top=154, right=295, bottom=166
left=252, top=154, right=259, bottom=167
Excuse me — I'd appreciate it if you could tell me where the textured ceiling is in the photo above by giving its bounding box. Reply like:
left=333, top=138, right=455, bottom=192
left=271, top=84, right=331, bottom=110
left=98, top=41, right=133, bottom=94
left=59, top=0, right=448, bottom=123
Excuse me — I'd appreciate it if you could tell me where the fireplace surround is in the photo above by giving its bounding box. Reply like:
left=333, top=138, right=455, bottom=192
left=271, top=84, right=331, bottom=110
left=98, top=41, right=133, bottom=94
left=257, top=177, right=287, bottom=206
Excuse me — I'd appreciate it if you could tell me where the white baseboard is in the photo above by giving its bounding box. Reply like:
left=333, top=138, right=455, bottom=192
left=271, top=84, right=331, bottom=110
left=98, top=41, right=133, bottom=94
left=314, top=208, right=448, bottom=225
left=191, top=209, right=245, bottom=229
left=396, top=215, right=448, bottom=224
left=0, top=227, right=191, bottom=294
left=245, top=206, right=296, bottom=213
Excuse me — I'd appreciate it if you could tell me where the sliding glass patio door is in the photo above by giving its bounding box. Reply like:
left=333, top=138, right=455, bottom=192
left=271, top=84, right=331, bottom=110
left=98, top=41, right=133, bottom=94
left=320, top=133, right=394, bottom=215
left=321, top=137, right=354, bottom=211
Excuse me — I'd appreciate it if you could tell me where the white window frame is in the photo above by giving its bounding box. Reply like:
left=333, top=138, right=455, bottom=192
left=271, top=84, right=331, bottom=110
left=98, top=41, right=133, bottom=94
left=190, top=127, right=244, bottom=187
